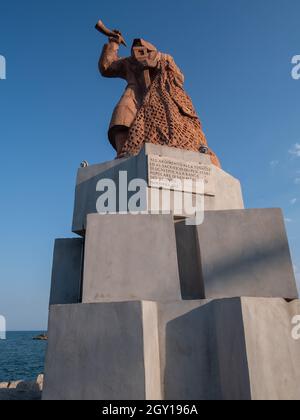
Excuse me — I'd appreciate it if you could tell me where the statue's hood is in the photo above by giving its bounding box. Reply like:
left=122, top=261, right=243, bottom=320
left=132, top=38, right=157, bottom=52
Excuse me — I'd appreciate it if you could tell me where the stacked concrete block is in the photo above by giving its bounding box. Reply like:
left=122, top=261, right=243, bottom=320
left=43, top=302, right=146, bottom=400
left=82, top=214, right=181, bottom=302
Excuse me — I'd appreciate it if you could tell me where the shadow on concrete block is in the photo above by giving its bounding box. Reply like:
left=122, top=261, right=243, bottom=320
left=50, top=239, right=84, bottom=305
left=175, top=222, right=203, bottom=299
left=176, top=209, right=298, bottom=299
left=160, top=299, right=251, bottom=400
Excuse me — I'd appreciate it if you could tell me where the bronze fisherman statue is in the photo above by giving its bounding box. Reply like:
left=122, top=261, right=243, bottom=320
left=96, top=20, right=220, bottom=167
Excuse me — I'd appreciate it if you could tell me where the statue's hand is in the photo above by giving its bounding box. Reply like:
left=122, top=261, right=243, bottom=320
left=109, top=29, right=123, bottom=45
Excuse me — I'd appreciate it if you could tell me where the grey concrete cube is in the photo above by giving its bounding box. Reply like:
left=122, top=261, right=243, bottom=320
left=43, top=302, right=146, bottom=400
left=176, top=209, right=298, bottom=299
left=82, top=214, right=181, bottom=303
left=49, top=239, right=83, bottom=305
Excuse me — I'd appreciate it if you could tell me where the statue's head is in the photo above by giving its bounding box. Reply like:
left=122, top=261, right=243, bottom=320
left=131, top=39, right=158, bottom=64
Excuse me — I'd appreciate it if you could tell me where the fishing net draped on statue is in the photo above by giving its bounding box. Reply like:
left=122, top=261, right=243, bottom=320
left=121, top=55, right=220, bottom=168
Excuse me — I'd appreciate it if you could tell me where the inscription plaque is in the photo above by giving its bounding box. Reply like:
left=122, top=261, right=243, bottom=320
left=148, top=155, right=215, bottom=195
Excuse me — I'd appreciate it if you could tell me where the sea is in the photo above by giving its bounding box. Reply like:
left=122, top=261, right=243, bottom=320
left=0, top=331, right=47, bottom=382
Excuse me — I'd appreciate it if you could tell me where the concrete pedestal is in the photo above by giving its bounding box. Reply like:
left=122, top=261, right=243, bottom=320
left=44, top=146, right=300, bottom=401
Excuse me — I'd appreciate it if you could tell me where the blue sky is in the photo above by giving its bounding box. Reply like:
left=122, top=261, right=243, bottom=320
left=0, top=0, right=299, bottom=330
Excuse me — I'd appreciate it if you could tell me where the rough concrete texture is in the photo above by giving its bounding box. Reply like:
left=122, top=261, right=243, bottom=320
left=43, top=298, right=300, bottom=400
left=72, top=144, right=244, bottom=234
left=176, top=209, right=298, bottom=300
left=208, top=164, right=244, bottom=211
left=242, top=298, right=300, bottom=400
left=43, top=303, right=146, bottom=400
left=141, top=301, right=163, bottom=400
left=49, top=238, right=83, bottom=305
left=82, top=214, right=181, bottom=303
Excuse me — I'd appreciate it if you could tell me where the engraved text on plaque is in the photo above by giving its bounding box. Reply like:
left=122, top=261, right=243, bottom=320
left=148, top=155, right=215, bottom=195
